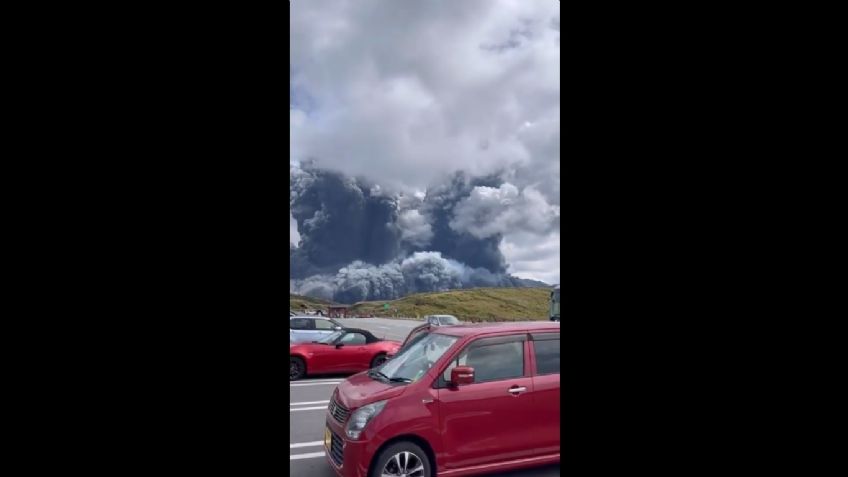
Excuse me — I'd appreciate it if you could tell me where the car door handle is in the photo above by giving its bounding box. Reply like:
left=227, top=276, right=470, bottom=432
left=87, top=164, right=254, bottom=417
left=508, top=386, right=527, bottom=395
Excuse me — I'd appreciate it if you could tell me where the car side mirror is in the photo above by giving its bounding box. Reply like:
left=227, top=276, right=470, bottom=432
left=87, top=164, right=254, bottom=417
left=450, top=366, right=475, bottom=386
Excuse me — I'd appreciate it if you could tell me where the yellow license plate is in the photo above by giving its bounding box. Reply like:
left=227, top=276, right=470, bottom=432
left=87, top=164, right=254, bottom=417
left=324, top=427, right=332, bottom=450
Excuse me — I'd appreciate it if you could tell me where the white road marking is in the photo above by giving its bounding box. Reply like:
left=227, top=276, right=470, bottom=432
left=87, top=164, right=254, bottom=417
left=290, top=382, right=341, bottom=387
left=291, top=406, right=329, bottom=411
left=290, top=451, right=326, bottom=460
left=290, top=441, right=323, bottom=449
left=290, top=400, right=330, bottom=406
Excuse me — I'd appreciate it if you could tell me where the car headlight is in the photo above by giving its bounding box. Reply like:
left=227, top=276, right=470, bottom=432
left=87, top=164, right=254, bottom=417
left=345, top=400, right=387, bottom=439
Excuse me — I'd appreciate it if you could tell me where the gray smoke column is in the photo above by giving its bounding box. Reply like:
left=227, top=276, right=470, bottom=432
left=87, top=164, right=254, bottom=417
left=415, top=171, right=508, bottom=272
left=290, top=162, right=401, bottom=278
left=291, top=163, right=550, bottom=302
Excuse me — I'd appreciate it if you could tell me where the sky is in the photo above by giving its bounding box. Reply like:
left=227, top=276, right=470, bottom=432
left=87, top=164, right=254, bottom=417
left=290, top=0, right=560, bottom=285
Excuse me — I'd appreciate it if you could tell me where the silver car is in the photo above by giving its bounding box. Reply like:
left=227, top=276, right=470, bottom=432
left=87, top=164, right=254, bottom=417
left=424, top=314, right=460, bottom=326
left=289, top=316, right=345, bottom=344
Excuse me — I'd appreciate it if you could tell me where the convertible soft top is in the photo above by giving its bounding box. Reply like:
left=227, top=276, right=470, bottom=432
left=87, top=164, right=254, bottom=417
left=343, top=328, right=383, bottom=344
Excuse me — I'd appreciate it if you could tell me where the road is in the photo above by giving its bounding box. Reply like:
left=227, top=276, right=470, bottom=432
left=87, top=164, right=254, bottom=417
left=289, top=317, right=560, bottom=477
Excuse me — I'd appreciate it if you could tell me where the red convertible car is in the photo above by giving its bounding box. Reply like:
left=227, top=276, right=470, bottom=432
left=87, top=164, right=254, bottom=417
left=289, top=328, right=401, bottom=381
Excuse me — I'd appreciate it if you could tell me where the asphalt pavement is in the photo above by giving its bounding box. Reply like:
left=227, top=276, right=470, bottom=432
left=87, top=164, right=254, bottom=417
left=335, top=317, right=421, bottom=341
left=289, top=317, right=560, bottom=477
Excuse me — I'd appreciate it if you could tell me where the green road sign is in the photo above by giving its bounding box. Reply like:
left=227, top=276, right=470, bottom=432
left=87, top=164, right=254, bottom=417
left=383, top=303, right=389, bottom=310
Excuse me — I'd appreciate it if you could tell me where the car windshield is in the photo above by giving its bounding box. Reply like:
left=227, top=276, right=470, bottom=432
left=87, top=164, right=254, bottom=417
left=317, top=331, right=343, bottom=343
left=399, top=327, right=429, bottom=351
left=375, top=332, right=457, bottom=383
left=438, top=316, right=460, bottom=325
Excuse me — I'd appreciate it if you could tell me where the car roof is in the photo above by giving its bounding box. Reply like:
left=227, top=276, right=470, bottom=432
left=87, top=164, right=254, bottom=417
left=340, top=328, right=381, bottom=343
left=290, top=315, right=334, bottom=320
left=431, top=321, right=559, bottom=337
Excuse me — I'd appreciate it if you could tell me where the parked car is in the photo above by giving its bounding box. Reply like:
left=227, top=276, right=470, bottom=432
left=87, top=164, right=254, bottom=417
left=322, top=322, right=560, bottom=477
left=290, top=328, right=401, bottom=381
left=290, top=316, right=345, bottom=344
left=392, top=316, right=459, bottom=357
left=424, top=314, right=460, bottom=326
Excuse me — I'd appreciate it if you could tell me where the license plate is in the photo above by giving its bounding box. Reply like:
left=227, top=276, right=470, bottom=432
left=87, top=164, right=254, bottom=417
left=324, top=427, right=332, bottom=451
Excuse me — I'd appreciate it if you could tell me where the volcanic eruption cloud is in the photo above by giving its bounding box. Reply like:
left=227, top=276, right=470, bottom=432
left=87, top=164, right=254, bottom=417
left=290, top=163, right=559, bottom=303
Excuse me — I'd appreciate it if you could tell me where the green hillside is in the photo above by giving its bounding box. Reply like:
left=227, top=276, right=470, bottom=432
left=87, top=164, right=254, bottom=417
left=348, top=287, right=551, bottom=321
left=290, top=294, right=336, bottom=313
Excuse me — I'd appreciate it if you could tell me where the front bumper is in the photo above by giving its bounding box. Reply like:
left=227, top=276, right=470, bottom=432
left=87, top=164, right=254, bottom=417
left=324, top=414, right=373, bottom=477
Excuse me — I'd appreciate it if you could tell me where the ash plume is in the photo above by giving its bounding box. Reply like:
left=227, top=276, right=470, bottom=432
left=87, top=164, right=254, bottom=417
left=291, top=163, right=553, bottom=303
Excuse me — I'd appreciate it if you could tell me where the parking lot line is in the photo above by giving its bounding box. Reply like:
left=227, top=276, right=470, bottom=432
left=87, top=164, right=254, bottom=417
left=291, top=406, right=329, bottom=411
left=290, top=382, right=341, bottom=387
left=290, top=400, right=330, bottom=406
left=290, top=441, right=323, bottom=449
left=290, top=451, right=326, bottom=460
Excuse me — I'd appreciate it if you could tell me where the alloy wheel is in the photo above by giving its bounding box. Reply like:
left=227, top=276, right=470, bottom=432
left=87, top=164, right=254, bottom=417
left=290, top=361, right=302, bottom=379
left=381, top=451, right=425, bottom=477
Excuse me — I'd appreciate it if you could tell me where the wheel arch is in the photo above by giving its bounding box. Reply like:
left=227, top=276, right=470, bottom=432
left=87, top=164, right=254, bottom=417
left=289, top=353, right=307, bottom=370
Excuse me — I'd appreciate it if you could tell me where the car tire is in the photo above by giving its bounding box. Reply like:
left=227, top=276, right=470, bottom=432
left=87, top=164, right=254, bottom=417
left=370, top=353, right=388, bottom=368
left=370, top=441, right=431, bottom=477
left=290, top=357, right=306, bottom=381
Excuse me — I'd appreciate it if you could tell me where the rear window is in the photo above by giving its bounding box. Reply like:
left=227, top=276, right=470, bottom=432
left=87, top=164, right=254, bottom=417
left=290, top=318, right=311, bottom=330
left=340, top=332, right=367, bottom=345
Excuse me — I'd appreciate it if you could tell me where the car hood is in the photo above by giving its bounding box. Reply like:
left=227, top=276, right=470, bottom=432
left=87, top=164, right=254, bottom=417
left=335, top=371, right=408, bottom=410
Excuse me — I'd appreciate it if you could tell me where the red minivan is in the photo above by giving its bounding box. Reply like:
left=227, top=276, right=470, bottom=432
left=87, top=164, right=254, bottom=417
left=323, top=322, right=560, bottom=477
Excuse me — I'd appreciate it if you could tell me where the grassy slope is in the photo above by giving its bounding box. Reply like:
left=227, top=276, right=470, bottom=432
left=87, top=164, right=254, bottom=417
left=348, top=287, right=550, bottom=321
left=289, top=294, right=336, bottom=313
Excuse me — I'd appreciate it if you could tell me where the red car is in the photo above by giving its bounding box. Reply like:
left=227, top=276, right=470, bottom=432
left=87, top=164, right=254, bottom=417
left=323, top=322, right=560, bottom=477
left=290, top=328, right=401, bottom=381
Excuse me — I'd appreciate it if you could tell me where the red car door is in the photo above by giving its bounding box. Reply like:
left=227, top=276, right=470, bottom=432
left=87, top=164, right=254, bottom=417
left=530, top=332, right=560, bottom=456
left=330, top=331, right=370, bottom=373
left=436, top=334, right=539, bottom=470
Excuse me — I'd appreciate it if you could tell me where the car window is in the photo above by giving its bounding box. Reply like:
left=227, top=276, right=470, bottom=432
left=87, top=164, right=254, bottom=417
left=340, top=332, right=366, bottom=345
left=442, top=337, right=525, bottom=384
left=314, top=319, right=335, bottom=330
left=290, top=318, right=311, bottom=330
left=439, top=316, right=460, bottom=325
left=533, top=333, right=559, bottom=375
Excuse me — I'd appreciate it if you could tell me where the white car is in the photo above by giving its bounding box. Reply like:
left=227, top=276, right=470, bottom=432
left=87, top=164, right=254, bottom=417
left=289, top=316, right=345, bottom=344
left=424, top=314, right=460, bottom=326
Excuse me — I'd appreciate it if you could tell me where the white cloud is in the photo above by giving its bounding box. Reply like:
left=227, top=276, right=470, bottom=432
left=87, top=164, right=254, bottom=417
left=291, top=0, right=560, bottom=283
left=397, top=209, right=433, bottom=247
left=290, top=212, right=300, bottom=246
left=290, top=0, right=560, bottom=200
left=501, top=231, right=560, bottom=285
left=449, top=183, right=559, bottom=239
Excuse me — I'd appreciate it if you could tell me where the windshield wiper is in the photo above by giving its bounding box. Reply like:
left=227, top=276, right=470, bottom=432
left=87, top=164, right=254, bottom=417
left=387, top=376, right=412, bottom=383
left=368, top=370, right=390, bottom=382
